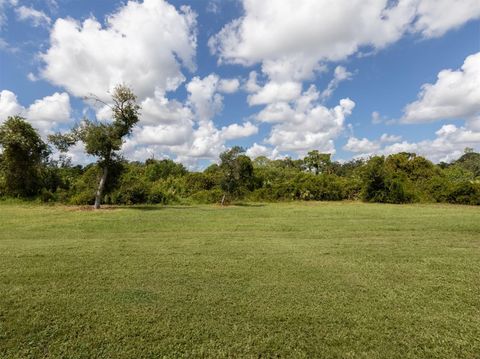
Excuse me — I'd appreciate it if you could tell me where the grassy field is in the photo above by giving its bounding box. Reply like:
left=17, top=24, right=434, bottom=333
left=0, top=202, right=479, bottom=358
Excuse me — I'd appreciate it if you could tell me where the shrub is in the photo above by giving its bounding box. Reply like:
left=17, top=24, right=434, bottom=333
left=447, top=181, right=480, bottom=205
left=361, top=156, right=415, bottom=204
left=69, top=191, right=95, bottom=205
left=184, top=173, right=217, bottom=194
left=190, top=189, right=224, bottom=204
left=39, top=189, right=56, bottom=203
left=147, top=182, right=180, bottom=204
left=110, top=182, right=148, bottom=205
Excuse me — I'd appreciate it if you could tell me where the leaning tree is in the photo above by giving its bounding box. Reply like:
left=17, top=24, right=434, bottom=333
left=49, top=84, right=140, bottom=209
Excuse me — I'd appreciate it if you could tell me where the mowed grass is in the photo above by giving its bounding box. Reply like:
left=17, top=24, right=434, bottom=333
left=0, top=202, right=479, bottom=358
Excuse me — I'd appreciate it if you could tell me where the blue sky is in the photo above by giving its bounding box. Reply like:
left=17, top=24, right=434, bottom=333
left=1, top=0, right=479, bottom=167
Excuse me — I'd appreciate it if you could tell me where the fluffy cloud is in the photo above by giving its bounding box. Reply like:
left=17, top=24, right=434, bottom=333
left=128, top=91, right=195, bottom=148
left=0, top=90, right=71, bottom=133
left=347, top=51, right=480, bottom=162
left=379, top=133, right=402, bottom=143
left=180, top=74, right=257, bottom=158
left=402, top=52, right=480, bottom=123
left=140, top=92, right=194, bottom=126
left=344, top=137, right=380, bottom=153
left=40, top=0, right=197, bottom=100
left=344, top=133, right=402, bottom=153
left=27, top=92, right=71, bottom=124
left=345, top=124, right=479, bottom=163
left=261, top=86, right=355, bottom=154
left=221, top=121, right=258, bottom=140
left=0, top=90, right=23, bottom=120
left=134, top=122, right=193, bottom=146
left=321, top=66, right=353, bottom=101
left=15, top=6, right=51, bottom=28
left=218, top=78, right=240, bottom=94
left=36, top=0, right=256, bottom=165
left=382, top=124, right=480, bottom=162
left=413, top=0, right=480, bottom=37
left=210, top=0, right=480, bottom=70
left=245, top=143, right=279, bottom=159
left=260, top=56, right=326, bottom=83
left=122, top=74, right=257, bottom=163
left=248, top=81, right=302, bottom=106
left=245, top=67, right=357, bottom=156
left=186, top=74, right=224, bottom=121
left=210, top=0, right=407, bottom=67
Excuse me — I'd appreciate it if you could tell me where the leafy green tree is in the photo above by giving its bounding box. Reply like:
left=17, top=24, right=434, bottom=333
left=219, top=146, right=254, bottom=204
left=361, top=155, right=415, bottom=204
left=385, top=152, right=438, bottom=182
left=49, top=84, right=140, bottom=209
left=447, top=181, right=480, bottom=205
left=0, top=116, right=50, bottom=197
left=303, top=150, right=332, bottom=175
left=144, top=158, right=187, bottom=182
left=330, top=158, right=364, bottom=177
left=252, top=156, right=271, bottom=168
left=453, top=150, right=480, bottom=178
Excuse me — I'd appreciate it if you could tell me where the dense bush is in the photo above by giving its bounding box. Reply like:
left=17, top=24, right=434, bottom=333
left=361, top=156, right=416, bottom=204
left=0, top=119, right=478, bottom=206
left=446, top=181, right=480, bottom=205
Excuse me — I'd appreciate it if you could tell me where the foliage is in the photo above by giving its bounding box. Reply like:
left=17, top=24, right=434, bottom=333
left=0, top=116, right=478, bottom=206
left=49, top=84, right=140, bottom=208
left=303, top=150, right=332, bottom=174
left=144, top=158, right=187, bottom=182
left=0, top=116, right=50, bottom=197
left=446, top=181, right=480, bottom=205
left=361, top=156, right=416, bottom=204
left=219, top=146, right=254, bottom=198
left=453, top=150, right=480, bottom=177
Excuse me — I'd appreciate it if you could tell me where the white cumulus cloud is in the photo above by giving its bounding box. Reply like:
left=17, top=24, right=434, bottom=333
left=40, top=0, right=197, bottom=101
left=413, top=0, right=480, bottom=38
left=218, top=78, right=240, bottom=94
left=344, top=133, right=402, bottom=153
left=210, top=0, right=480, bottom=70
left=344, top=137, right=380, bottom=153
left=0, top=90, right=71, bottom=134
left=246, top=143, right=279, bottom=159
left=123, top=74, right=258, bottom=163
left=402, top=51, right=480, bottom=123
left=221, top=121, right=258, bottom=140
left=264, top=88, right=355, bottom=154
left=345, top=125, right=480, bottom=163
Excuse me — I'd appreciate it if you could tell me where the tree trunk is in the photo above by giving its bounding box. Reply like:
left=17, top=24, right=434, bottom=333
left=221, top=194, right=226, bottom=206
left=94, top=166, right=108, bottom=210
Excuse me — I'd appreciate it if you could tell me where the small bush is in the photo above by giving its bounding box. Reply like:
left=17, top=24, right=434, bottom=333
left=69, top=191, right=95, bottom=205
left=447, top=181, right=480, bottom=205
left=190, top=189, right=224, bottom=204
left=39, top=189, right=56, bottom=203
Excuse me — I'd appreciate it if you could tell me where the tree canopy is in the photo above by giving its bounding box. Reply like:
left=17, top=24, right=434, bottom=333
left=0, top=116, right=50, bottom=197
left=49, top=84, right=141, bottom=208
left=0, top=114, right=478, bottom=206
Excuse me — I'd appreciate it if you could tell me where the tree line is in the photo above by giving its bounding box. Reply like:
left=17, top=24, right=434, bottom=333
left=1, top=85, right=479, bottom=207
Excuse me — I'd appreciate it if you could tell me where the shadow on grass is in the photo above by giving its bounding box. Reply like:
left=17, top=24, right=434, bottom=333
left=126, top=203, right=266, bottom=210
left=125, top=205, right=196, bottom=211
left=231, top=202, right=266, bottom=207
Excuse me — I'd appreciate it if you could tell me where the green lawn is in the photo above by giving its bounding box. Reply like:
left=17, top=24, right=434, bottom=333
left=0, top=202, right=479, bottom=358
